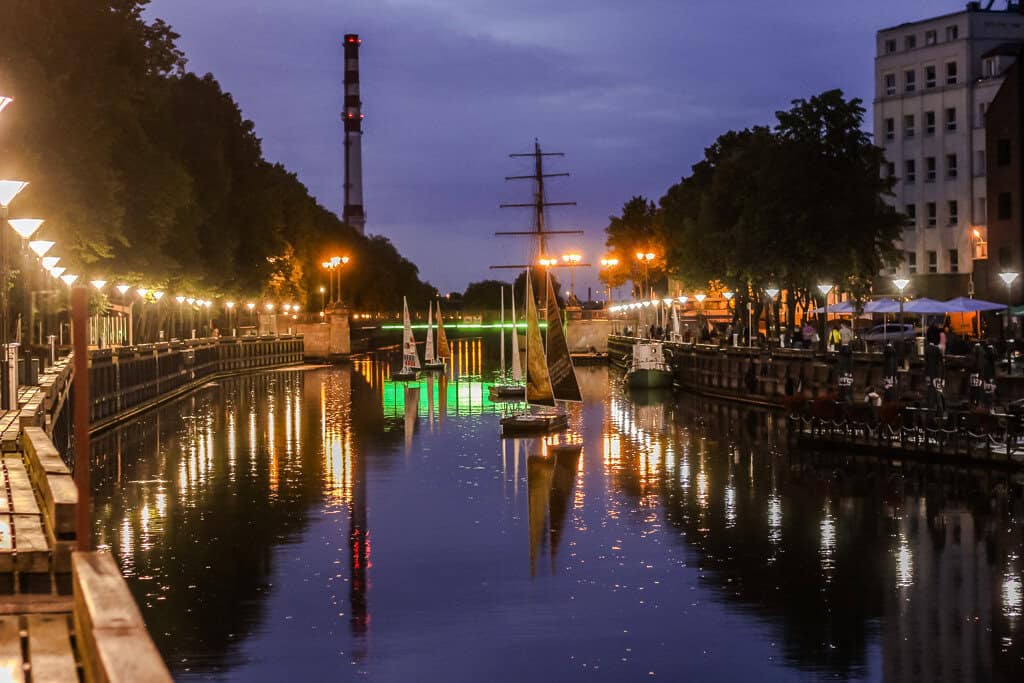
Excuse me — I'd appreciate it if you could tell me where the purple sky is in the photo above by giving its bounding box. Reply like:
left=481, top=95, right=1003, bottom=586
left=146, top=0, right=966, bottom=296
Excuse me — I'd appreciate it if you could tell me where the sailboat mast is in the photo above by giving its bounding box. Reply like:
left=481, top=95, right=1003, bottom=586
left=500, top=286, right=506, bottom=377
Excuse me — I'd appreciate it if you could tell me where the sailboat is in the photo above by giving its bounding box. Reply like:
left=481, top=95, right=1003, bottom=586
left=423, top=302, right=445, bottom=371
left=393, top=296, right=421, bottom=381
left=491, top=283, right=525, bottom=400
left=499, top=270, right=581, bottom=436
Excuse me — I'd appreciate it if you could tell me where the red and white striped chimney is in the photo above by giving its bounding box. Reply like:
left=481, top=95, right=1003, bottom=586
left=342, top=34, right=366, bottom=235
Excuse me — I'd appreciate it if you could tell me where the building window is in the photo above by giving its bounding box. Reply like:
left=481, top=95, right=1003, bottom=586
left=905, top=69, right=916, bottom=92
left=905, top=203, right=916, bottom=226
left=884, top=73, right=896, bottom=95
left=886, top=161, right=896, bottom=178
left=928, top=251, right=938, bottom=273
left=905, top=159, right=916, bottom=182
left=907, top=251, right=917, bottom=274
left=925, top=156, right=936, bottom=181
left=975, top=149, right=986, bottom=176
left=925, top=65, right=936, bottom=88
left=997, top=138, right=1012, bottom=165
left=884, top=117, right=895, bottom=141
left=948, top=199, right=958, bottom=224
left=905, top=114, right=916, bottom=138
left=977, top=197, right=987, bottom=222
left=925, top=30, right=937, bottom=45
left=927, top=201, right=937, bottom=226
left=946, top=153, right=958, bottom=178
left=1000, top=246, right=1012, bottom=269
left=946, top=25, right=959, bottom=41
left=945, top=107, right=957, bottom=131
left=925, top=111, right=936, bottom=135
left=949, top=249, right=959, bottom=273
left=905, top=34, right=917, bottom=50
left=998, top=192, right=1012, bottom=219
left=886, top=38, right=897, bottom=54
left=946, top=61, right=958, bottom=85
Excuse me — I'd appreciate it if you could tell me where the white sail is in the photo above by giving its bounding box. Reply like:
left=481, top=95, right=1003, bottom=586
left=510, top=282, right=523, bottom=381
left=425, top=302, right=436, bottom=363
left=500, top=287, right=506, bottom=377
left=402, top=297, right=420, bottom=370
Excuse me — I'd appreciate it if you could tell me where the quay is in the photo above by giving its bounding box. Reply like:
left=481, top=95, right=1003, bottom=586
left=609, top=334, right=1024, bottom=468
left=0, top=334, right=306, bottom=680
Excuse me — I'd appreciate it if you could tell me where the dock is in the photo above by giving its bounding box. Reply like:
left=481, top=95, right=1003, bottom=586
left=0, top=356, right=171, bottom=681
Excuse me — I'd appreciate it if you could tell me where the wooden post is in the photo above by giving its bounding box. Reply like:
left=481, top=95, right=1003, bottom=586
left=72, top=286, right=91, bottom=551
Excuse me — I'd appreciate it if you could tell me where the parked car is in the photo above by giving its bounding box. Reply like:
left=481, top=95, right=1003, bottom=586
left=860, top=323, right=917, bottom=343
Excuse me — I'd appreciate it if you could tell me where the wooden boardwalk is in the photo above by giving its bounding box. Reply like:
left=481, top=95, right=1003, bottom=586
left=0, top=354, right=170, bottom=681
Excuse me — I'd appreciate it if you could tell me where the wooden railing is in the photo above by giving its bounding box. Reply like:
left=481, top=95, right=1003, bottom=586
left=87, top=335, right=304, bottom=430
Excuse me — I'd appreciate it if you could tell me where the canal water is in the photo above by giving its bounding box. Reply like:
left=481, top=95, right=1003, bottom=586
left=89, top=338, right=1023, bottom=681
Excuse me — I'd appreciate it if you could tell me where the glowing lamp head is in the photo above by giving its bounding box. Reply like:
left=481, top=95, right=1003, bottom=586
left=0, top=180, right=28, bottom=208
left=321, top=261, right=331, bottom=269
left=136, top=288, right=148, bottom=298
left=723, top=291, right=735, bottom=301
left=7, top=218, right=44, bottom=240
left=153, top=291, right=164, bottom=300
left=91, top=280, right=107, bottom=291
left=60, top=274, right=78, bottom=286
left=319, top=286, right=325, bottom=293
left=265, top=303, right=275, bottom=312
left=893, top=278, right=910, bottom=292
left=116, top=284, right=130, bottom=295
left=50, top=267, right=65, bottom=279
left=694, top=294, right=706, bottom=303
left=330, top=256, right=342, bottom=267
left=341, top=256, right=350, bottom=264
left=282, top=304, right=291, bottom=312
left=246, top=302, right=256, bottom=311
left=662, top=298, right=673, bottom=305
left=1000, top=271, right=1019, bottom=286
left=186, top=297, right=195, bottom=305
left=765, top=287, right=780, bottom=299
left=817, top=284, right=833, bottom=296
left=204, top=300, right=212, bottom=308
left=29, top=241, right=54, bottom=257
left=41, top=256, right=60, bottom=271
left=292, top=303, right=300, bottom=311
left=678, top=296, right=688, bottom=305
left=175, top=295, right=185, bottom=304
left=226, top=301, right=235, bottom=309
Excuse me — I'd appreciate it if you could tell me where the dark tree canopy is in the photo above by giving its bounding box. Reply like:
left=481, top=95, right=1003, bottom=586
left=461, top=280, right=511, bottom=310
left=0, top=0, right=434, bottom=311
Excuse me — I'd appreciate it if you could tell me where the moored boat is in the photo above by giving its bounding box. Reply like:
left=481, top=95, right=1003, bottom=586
left=491, top=283, right=526, bottom=401
left=423, top=302, right=445, bottom=371
left=393, top=296, right=421, bottom=381
left=625, top=342, right=673, bottom=389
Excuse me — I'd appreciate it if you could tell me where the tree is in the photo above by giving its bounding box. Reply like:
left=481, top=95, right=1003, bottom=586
left=604, top=196, right=665, bottom=296
left=656, top=89, right=902, bottom=336
left=461, top=280, right=510, bottom=310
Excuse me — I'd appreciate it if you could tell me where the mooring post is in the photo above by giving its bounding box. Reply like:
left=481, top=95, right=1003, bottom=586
left=72, top=286, right=92, bottom=551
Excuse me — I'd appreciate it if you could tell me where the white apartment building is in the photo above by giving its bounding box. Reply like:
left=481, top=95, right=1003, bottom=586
left=875, top=2, right=1024, bottom=293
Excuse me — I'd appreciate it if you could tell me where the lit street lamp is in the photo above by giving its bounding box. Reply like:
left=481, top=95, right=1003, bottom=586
left=1000, top=271, right=1018, bottom=342
left=0, top=179, right=29, bottom=408
left=634, top=251, right=655, bottom=300
left=600, top=256, right=620, bottom=307
left=29, top=240, right=54, bottom=257
left=561, top=252, right=582, bottom=302
left=817, top=283, right=834, bottom=350
left=765, top=287, right=780, bottom=345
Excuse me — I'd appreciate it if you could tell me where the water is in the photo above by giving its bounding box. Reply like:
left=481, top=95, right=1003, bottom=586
left=90, top=338, right=1024, bottom=681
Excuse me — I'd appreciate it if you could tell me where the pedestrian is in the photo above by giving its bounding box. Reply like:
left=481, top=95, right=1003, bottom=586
left=839, top=320, right=853, bottom=349
left=828, top=322, right=842, bottom=352
left=801, top=319, right=814, bottom=349
left=939, top=324, right=948, bottom=354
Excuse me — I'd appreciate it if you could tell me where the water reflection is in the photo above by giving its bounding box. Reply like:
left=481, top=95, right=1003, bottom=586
left=89, top=343, right=1024, bottom=681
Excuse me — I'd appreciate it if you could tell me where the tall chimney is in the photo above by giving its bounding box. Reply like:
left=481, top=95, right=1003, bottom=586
left=342, top=34, right=366, bottom=235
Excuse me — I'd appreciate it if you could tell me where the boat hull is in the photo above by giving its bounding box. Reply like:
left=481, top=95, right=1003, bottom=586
left=423, top=361, right=446, bottom=371
left=392, top=370, right=420, bottom=382
left=500, top=412, right=568, bottom=436
left=489, top=384, right=525, bottom=401
left=626, top=368, right=673, bottom=389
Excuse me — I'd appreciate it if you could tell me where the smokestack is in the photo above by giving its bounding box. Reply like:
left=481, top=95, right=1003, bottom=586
left=342, top=34, right=366, bottom=235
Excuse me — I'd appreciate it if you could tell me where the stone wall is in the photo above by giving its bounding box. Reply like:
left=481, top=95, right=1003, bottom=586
left=294, top=310, right=350, bottom=359
left=567, top=319, right=612, bottom=353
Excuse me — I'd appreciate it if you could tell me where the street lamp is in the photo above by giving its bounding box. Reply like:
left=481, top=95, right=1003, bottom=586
left=817, top=284, right=834, bottom=349
left=1000, top=271, right=1018, bottom=341
left=764, top=287, right=780, bottom=343
left=562, top=252, right=582, bottom=301
left=893, top=277, right=910, bottom=326
left=319, top=286, right=326, bottom=313
left=8, top=218, right=44, bottom=240
left=60, top=274, right=78, bottom=286
left=91, top=280, right=107, bottom=291
left=0, top=180, right=29, bottom=406
left=116, top=284, right=130, bottom=295
left=40, top=256, right=60, bottom=271
left=538, top=256, right=557, bottom=268
left=600, top=256, right=620, bottom=307
left=49, top=267, right=65, bottom=279
left=29, top=240, right=54, bottom=258
left=634, top=251, right=655, bottom=300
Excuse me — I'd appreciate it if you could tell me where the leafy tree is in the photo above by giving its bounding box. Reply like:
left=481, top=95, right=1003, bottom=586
left=461, top=280, right=511, bottom=310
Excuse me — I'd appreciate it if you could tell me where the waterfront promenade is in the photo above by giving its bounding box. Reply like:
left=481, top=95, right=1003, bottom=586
left=0, top=335, right=305, bottom=680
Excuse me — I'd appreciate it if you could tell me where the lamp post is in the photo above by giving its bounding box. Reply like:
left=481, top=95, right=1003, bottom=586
left=600, top=256, right=619, bottom=308
left=764, top=287, right=780, bottom=346
left=0, top=180, right=29, bottom=410
left=634, top=251, right=655, bottom=300
left=817, top=283, right=834, bottom=351
left=319, top=286, right=326, bottom=315
left=226, top=301, right=235, bottom=336
left=561, top=252, right=582, bottom=302
left=1000, top=271, right=1018, bottom=343
left=247, top=302, right=256, bottom=330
